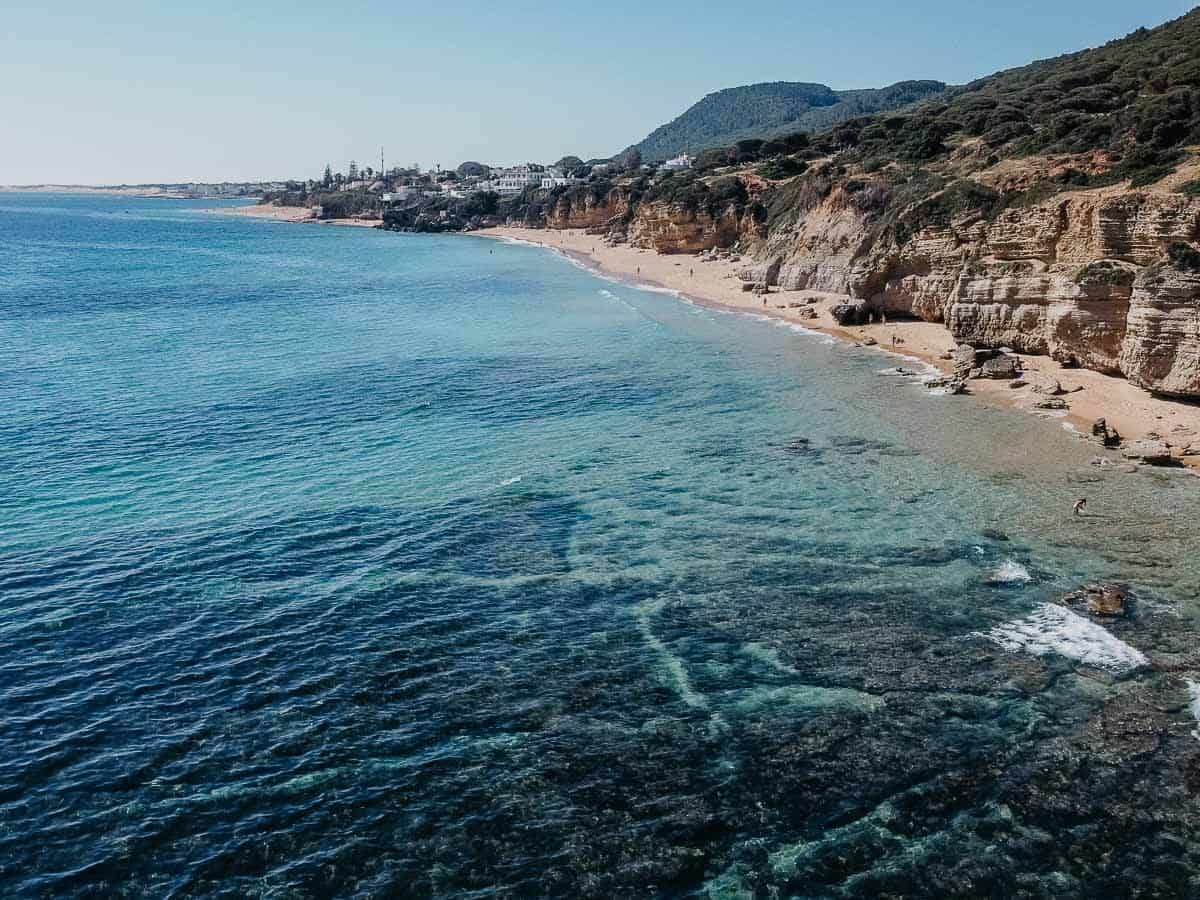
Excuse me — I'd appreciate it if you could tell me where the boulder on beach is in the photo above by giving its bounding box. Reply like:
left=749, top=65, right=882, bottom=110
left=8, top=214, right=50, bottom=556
left=1121, top=437, right=1177, bottom=465
left=830, top=301, right=869, bottom=326
left=1034, top=398, right=1069, bottom=410
left=1092, top=418, right=1122, bottom=448
left=953, top=345, right=978, bottom=379
left=978, top=354, right=1021, bottom=379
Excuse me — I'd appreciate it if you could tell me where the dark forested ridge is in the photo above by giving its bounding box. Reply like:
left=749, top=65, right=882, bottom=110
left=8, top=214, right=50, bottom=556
left=629, top=80, right=947, bottom=161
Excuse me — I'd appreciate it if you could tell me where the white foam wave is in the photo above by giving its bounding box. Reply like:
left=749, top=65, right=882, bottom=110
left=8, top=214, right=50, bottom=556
left=980, top=603, right=1147, bottom=672
left=499, top=476, right=522, bottom=487
left=986, top=559, right=1032, bottom=585
left=1187, top=680, right=1200, bottom=740
left=784, top=322, right=824, bottom=337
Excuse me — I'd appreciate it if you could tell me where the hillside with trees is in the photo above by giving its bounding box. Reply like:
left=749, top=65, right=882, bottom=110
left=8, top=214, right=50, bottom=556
left=629, top=80, right=947, bottom=161
left=810, top=9, right=1200, bottom=188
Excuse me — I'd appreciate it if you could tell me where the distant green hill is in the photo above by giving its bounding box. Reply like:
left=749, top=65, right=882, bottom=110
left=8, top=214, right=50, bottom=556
left=629, top=80, right=948, bottom=161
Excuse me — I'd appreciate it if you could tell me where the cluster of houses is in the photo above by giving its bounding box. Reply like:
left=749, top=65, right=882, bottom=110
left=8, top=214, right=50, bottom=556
left=476, top=164, right=580, bottom=195
left=186, top=181, right=289, bottom=198
left=380, top=164, right=585, bottom=205
left=330, top=152, right=698, bottom=209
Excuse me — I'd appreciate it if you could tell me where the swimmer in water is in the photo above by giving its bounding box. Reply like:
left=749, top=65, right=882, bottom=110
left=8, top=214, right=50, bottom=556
left=1073, top=498, right=1087, bottom=516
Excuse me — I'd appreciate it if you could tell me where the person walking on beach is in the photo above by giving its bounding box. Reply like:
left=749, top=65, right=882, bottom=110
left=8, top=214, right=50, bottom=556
left=1073, top=497, right=1087, bottom=516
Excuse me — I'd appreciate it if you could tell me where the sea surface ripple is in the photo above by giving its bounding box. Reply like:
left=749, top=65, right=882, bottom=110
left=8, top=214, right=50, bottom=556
left=3, top=194, right=1200, bottom=897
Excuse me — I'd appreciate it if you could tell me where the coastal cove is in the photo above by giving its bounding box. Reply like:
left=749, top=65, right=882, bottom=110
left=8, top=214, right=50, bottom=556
left=6, top=193, right=1200, bottom=896
left=207, top=202, right=1200, bottom=467
left=470, top=225, right=1200, bottom=469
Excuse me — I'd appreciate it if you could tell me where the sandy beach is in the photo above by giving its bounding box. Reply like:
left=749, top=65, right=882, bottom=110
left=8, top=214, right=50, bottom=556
left=474, top=225, right=1200, bottom=468
left=210, top=203, right=381, bottom=227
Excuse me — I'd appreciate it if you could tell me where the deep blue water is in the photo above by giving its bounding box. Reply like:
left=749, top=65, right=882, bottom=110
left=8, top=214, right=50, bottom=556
left=3, top=193, right=1200, bottom=898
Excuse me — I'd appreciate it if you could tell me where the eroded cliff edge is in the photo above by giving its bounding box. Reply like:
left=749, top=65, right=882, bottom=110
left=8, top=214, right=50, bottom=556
left=739, top=171, right=1200, bottom=398
left=499, top=8, right=1200, bottom=397
left=507, top=162, right=1200, bottom=398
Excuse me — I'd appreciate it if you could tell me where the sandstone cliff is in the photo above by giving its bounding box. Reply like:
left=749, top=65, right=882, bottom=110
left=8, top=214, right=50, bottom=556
left=627, top=199, right=762, bottom=253
left=544, top=186, right=631, bottom=231
left=740, top=175, right=1200, bottom=397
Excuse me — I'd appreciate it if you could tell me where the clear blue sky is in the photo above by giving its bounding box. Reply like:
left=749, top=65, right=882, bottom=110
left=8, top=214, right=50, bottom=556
left=2, top=1, right=1194, bottom=185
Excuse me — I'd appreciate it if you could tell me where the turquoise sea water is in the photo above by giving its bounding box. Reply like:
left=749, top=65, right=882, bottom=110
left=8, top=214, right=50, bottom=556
left=3, top=193, right=1200, bottom=897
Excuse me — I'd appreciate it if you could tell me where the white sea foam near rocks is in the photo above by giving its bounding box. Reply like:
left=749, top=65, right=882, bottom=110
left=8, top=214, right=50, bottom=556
left=1186, top=680, right=1200, bottom=740
left=986, top=559, right=1032, bottom=585
left=980, top=603, right=1148, bottom=672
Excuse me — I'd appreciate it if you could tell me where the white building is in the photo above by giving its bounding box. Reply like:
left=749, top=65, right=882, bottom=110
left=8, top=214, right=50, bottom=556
left=539, top=167, right=578, bottom=189
left=484, top=164, right=545, bottom=195
left=662, top=153, right=694, bottom=170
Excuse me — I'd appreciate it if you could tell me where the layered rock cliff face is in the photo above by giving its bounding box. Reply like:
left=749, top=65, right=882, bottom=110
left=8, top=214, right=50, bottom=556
left=544, top=188, right=631, bottom=231
left=533, top=176, right=765, bottom=252
left=742, top=180, right=1200, bottom=397
left=627, top=200, right=762, bottom=253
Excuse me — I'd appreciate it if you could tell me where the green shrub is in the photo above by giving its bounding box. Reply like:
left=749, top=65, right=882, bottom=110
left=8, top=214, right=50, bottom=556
left=893, top=179, right=998, bottom=245
left=1075, top=261, right=1135, bottom=286
left=693, top=147, right=738, bottom=173
left=310, top=190, right=379, bottom=218
left=757, top=157, right=809, bottom=179
left=461, top=191, right=499, bottom=216
left=1167, top=242, right=1200, bottom=271
left=1177, top=179, right=1200, bottom=196
left=1128, top=165, right=1176, bottom=188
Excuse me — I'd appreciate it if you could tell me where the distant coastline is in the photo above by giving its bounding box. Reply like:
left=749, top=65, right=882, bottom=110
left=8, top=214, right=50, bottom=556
left=1, top=182, right=286, bottom=201
left=1, top=185, right=199, bottom=199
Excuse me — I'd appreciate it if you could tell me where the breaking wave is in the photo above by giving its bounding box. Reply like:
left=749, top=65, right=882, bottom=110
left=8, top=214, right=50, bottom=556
left=979, top=603, right=1148, bottom=673
left=986, top=559, right=1033, bottom=585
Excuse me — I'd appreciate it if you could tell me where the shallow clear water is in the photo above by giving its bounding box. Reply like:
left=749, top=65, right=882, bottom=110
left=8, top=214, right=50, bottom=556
left=3, top=194, right=1200, bottom=897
